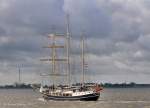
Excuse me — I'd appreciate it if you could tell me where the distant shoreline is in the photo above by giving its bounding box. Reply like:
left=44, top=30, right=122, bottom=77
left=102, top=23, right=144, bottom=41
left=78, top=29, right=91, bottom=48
left=0, top=83, right=32, bottom=89
left=0, top=82, right=150, bottom=89
left=101, top=83, right=150, bottom=88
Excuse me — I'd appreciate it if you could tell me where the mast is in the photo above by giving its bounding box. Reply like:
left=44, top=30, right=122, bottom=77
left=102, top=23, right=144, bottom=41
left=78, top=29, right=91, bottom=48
left=52, top=34, right=56, bottom=85
left=81, top=36, right=85, bottom=86
left=66, top=14, right=71, bottom=87
left=41, top=34, right=67, bottom=85
left=51, top=26, right=56, bottom=81
left=41, top=14, right=71, bottom=87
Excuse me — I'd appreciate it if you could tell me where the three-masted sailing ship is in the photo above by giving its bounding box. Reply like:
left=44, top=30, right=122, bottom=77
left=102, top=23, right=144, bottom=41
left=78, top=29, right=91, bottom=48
left=38, top=16, right=103, bottom=101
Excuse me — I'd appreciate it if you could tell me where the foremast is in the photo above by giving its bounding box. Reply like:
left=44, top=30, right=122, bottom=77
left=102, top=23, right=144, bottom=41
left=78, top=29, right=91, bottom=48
left=41, top=15, right=71, bottom=87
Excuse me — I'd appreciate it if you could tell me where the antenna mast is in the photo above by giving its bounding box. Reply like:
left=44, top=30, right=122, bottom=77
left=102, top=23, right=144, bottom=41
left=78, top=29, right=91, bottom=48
left=18, top=66, right=21, bottom=84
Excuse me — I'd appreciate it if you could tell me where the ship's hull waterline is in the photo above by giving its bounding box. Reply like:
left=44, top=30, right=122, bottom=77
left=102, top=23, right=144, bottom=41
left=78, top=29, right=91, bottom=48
left=43, top=93, right=100, bottom=101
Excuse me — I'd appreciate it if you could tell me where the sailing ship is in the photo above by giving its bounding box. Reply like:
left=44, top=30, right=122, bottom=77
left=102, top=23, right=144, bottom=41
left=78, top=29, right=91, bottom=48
left=38, top=16, right=103, bottom=101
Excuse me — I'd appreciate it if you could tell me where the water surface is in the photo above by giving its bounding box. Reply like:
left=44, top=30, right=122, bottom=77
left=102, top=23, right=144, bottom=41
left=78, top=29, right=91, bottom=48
left=0, top=88, right=150, bottom=108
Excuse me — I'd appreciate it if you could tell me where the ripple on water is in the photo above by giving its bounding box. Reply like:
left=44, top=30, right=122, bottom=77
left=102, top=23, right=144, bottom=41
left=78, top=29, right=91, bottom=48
left=0, top=88, right=150, bottom=108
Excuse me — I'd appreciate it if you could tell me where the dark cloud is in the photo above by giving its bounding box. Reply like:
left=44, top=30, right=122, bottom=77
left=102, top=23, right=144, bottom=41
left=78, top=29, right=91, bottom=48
left=0, top=0, right=65, bottom=36
left=63, top=0, right=112, bottom=38
left=0, top=0, right=150, bottom=84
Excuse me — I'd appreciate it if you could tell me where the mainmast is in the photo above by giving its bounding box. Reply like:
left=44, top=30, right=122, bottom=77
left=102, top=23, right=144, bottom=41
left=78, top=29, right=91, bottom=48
left=66, top=14, right=71, bottom=87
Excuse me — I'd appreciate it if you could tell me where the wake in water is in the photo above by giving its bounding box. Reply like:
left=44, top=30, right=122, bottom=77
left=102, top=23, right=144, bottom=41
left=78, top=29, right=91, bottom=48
left=38, top=98, right=46, bottom=102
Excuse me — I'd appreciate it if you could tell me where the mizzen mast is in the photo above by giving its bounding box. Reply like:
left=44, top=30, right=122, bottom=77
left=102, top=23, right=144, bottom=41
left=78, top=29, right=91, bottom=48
left=81, top=36, right=85, bottom=86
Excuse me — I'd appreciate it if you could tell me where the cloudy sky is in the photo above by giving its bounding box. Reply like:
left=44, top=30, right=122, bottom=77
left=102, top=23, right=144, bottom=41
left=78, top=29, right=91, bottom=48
left=0, top=0, right=150, bottom=84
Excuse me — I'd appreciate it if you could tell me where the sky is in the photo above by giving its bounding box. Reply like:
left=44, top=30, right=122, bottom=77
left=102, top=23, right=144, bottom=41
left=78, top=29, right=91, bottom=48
left=0, top=0, right=150, bottom=84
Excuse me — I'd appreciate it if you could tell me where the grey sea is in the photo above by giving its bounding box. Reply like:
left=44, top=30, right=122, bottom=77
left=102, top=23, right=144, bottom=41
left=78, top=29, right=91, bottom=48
left=0, top=88, right=150, bottom=108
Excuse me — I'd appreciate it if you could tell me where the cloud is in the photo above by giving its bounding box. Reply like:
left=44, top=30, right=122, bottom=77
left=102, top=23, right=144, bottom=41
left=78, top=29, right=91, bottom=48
left=63, top=0, right=112, bottom=37
left=0, top=0, right=150, bottom=84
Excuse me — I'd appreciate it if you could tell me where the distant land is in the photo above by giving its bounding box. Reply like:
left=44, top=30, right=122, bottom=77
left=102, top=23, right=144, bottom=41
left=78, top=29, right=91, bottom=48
left=0, top=82, right=150, bottom=89
left=101, top=82, right=150, bottom=88
left=0, top=83, right=32, bottom=89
